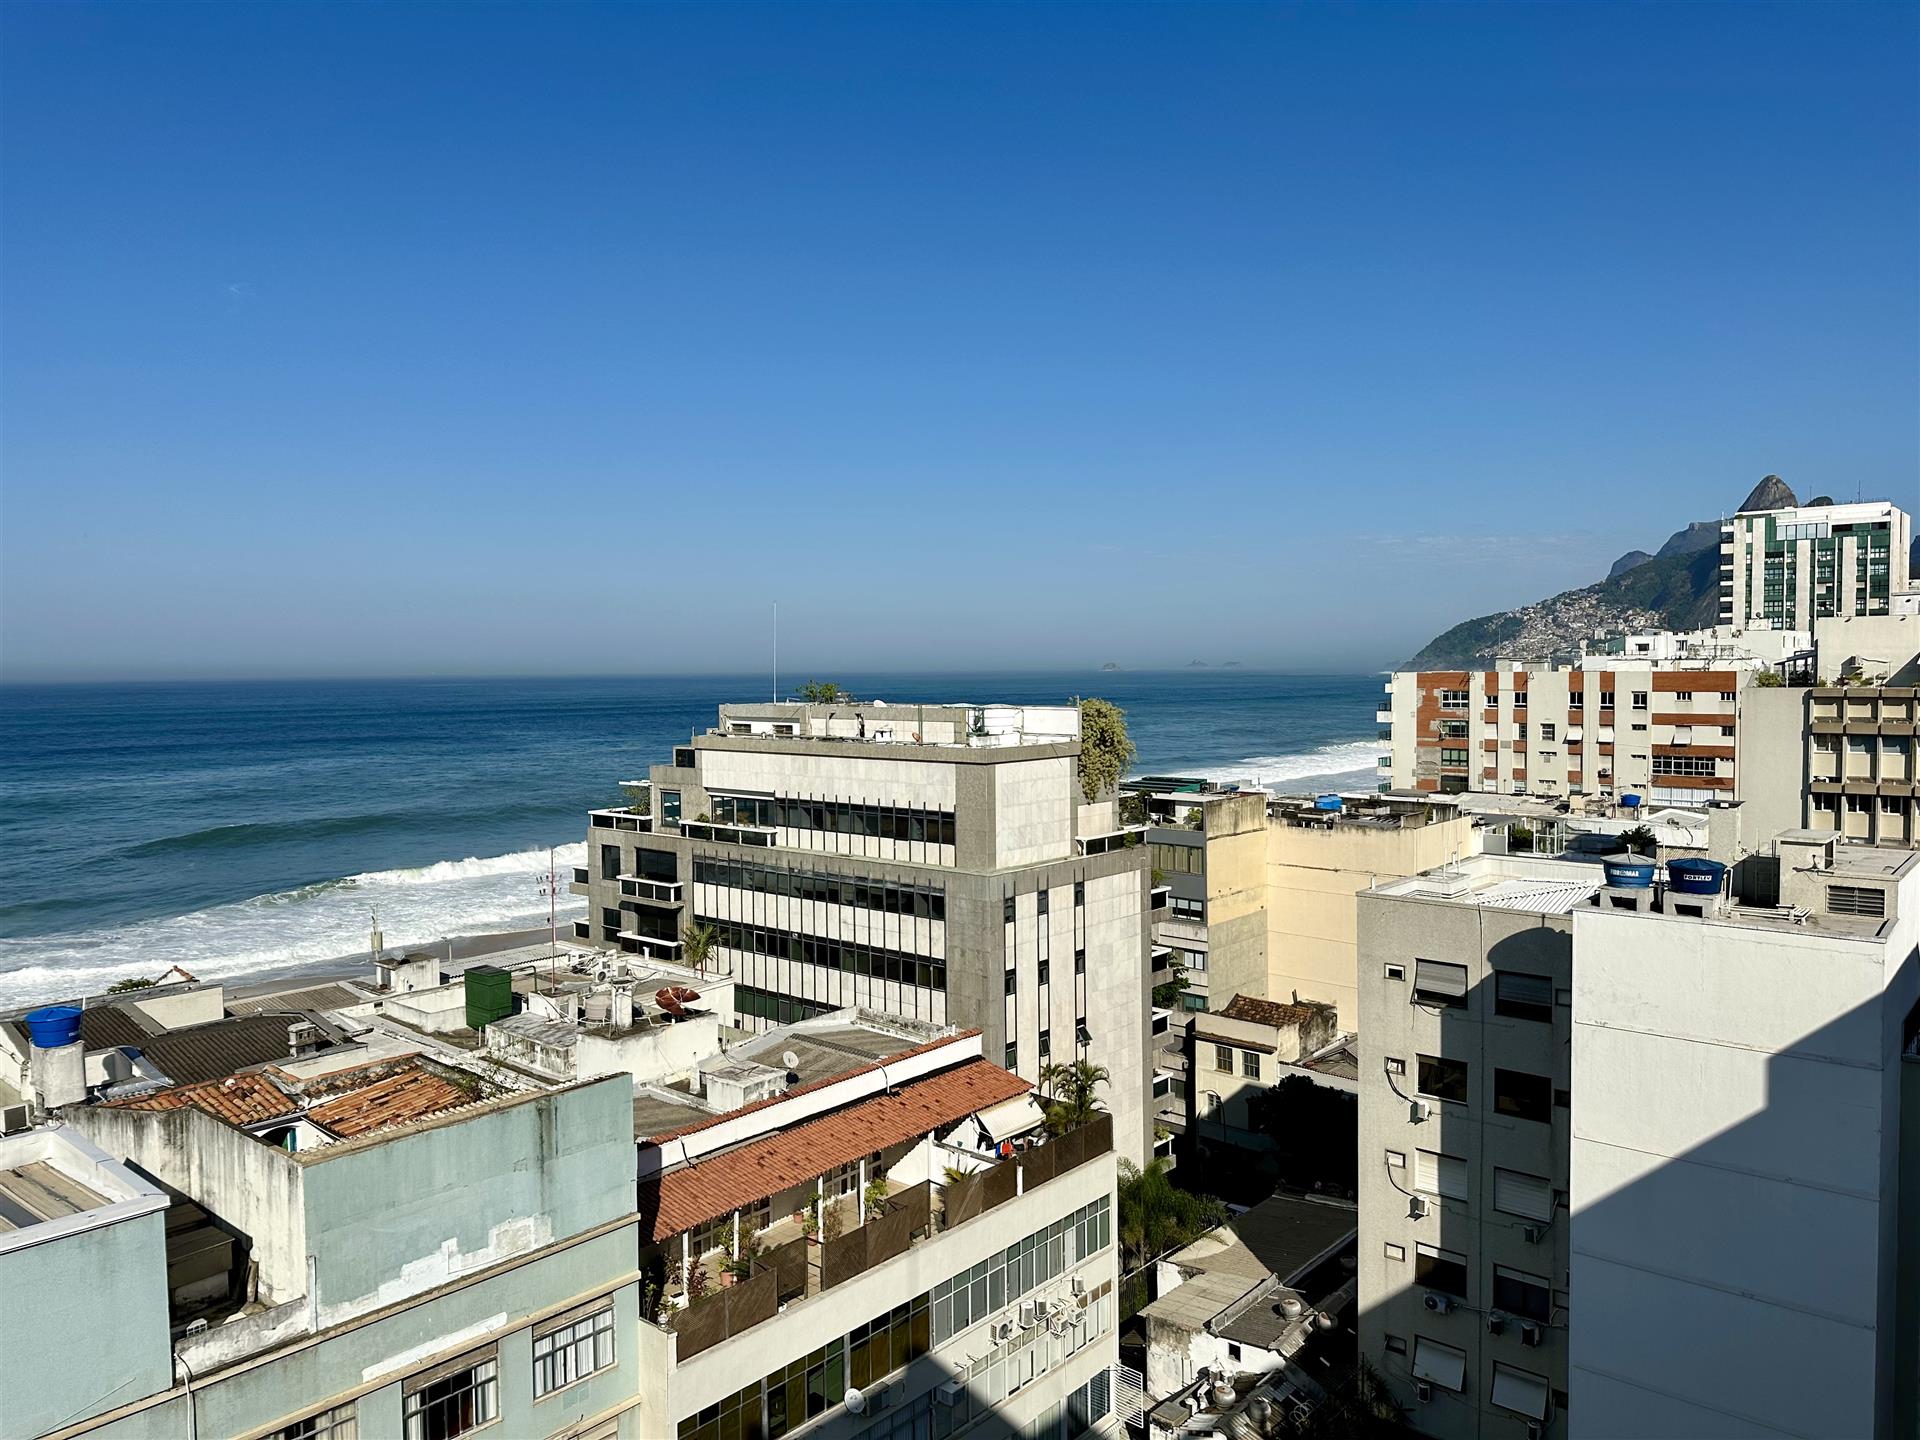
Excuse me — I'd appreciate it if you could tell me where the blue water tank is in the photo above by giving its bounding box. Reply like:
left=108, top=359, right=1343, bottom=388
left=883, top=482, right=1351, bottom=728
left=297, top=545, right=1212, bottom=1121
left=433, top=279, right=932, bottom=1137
left=1666, top=858, right=1727, bottom=895
left=1314, top=794, right=1343, bottom=812
left=24, top=1005, right=83, bottom=1048
left=1620, top=793, right=1642, bottom=809
left=1602, top=859, right=1656, bottom=889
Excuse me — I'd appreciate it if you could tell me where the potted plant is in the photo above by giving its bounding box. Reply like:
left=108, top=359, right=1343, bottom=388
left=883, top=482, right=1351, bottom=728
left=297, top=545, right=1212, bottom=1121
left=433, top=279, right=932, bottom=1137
left=797, top=1207, right=819, bottom=1245
left=862, top=1177, right=891, bottom=1221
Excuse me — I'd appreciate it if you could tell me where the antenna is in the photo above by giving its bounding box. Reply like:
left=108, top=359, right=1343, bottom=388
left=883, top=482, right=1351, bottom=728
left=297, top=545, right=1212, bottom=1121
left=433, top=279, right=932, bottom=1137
left=772, top=601, right=779, bottom=703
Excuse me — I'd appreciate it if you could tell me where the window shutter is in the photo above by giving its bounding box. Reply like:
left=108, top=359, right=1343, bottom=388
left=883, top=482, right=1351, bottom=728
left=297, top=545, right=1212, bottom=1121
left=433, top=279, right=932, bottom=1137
left=1495, top=972, right=1553, bottom=1010
left=1415, top=1150, right=1467, bottom=1201
left=1414, top=960, right=1468, bottom=998
left=1493, top=1167, right=1555, bottom=1222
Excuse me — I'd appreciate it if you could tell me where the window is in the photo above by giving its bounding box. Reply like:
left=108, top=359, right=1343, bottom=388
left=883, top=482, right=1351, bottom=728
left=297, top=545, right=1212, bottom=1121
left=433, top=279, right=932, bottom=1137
left=1037, top=959, right=1050, bottom=986
left=1384, top=962, right=1406, bottom=982
left=1003, top=896, right=1016, bottom=924
left=533, top=1306, right=615, bottom=1397
left=1412, top=959, right=1469, bottom=1008
left=1240, top=1050, right=1260, bottom=1079
left=1416, top=1054, right=1468, bottom=1103
left=1493, top=1265, right=1552, bottom=1323
left=1004, top=969, right=1017, bottom=996
left=403, top=1355, right=498, bottom=1440
left=1491, top=1363, right=1551, bottom=1422
left=281, top=1407, right=356, bottom=1440
left=1539, top=722, right=1555, bottom=742
left=1038, top=1029, right=1051, bottom=1059
left=1440, top=747, right=1470, bottom=766
left=1829, top=885, right=1886, bottom=917
left=1491, top=1169, right=1555, bottom=1224
left=1439, top=689, right=1469, bottom=709
left=1494, top=1068, right=1552, bottom=1123
left=1494, top=971, right=1554, bottom=1023
left=1410, top=1337, right=1466, bottom=1394
left=1569, top=691, right=1584, bottom=708
left=1674, top=690, right=1694, bottom=702
left=1414, top=1243, right=1468, bottom=1299
left=1074, top=880, right=1084, bottom=906
left=660, top=789, right=682, bottom=823
left=599, top=842, right=622, bottom=880
left=1005, top=1042, right=1018, bottom=1069
left=1170, top=895, right=1206, bottom=922
left=1384, top=1335, right=1407, bottom=1355
left=1719, top=690, right=1736, bottom=702
left=1513, top=691, right=1527, bottom=709
left=1074, top=947, right=1086, bottom=975
left=1215, top=1044, right=1234, bottom=1072
left=1631, top=692, right=1649, bottom=710
left=1037, top=890, right=1050, bottom=916
left=1598, top=690, right=1615, bottom=708
left=1413, top=1149, right=1467, bottom=1200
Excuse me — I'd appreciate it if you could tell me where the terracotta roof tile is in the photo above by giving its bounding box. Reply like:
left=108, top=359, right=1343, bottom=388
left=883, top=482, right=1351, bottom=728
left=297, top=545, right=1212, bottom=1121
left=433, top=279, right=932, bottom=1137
left=304, top=1066, right=475, bottom=1138
left=639, top=1057, right=1030, bottom=1244
left=646, top=1030, right=980, bottom=1143
left=1217, top=995, right=1328, bottom=1030
left=110, top=1072, right=297, bottom=1128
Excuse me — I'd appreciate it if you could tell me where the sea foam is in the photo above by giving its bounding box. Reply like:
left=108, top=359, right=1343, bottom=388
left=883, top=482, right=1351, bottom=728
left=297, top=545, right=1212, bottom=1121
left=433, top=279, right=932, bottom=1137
left=0, top=842, right=587, bottom=1009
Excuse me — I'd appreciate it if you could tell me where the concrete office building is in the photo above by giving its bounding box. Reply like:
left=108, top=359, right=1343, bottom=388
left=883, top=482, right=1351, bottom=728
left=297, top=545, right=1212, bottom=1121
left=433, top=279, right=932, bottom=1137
left=1356, top=854, right=1590, bottom=1440
left=1569, top=832, right=1920, bottom=1438
left=574, top=700, right=1153, bottom=1163
left=1719, top=497, right=1911, bottom=632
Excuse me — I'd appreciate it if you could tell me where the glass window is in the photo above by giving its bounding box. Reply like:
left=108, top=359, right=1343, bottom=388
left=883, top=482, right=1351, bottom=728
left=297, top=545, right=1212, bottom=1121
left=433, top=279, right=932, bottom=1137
left=281, top=1407, right=357, bottom=1440
left=1215, top=1044, right=1234, bottom=1073
left=1413, top=1149, right=1468, bottom=1200
left=1003, top=896, right=1016, bottom=924
left=661, top=790, right=683, bottom=823
left=1412, top=959, right=1469, bottom=1008
left=1494, top=971, right=1554, bottom=1023
left=1004, top=969, right=1017, bottom=996
left=1240, top=1050, right=1260, bottom=1079
left=1494, top=1068, right=1553, bottom=1123
left=1414, top=1244, right=1468, bottom=1299
left=403, top=1358, right=498, bottom=1440
left=1416, top=1054, right=1468, bottom=1103
left=1494, top=1265, right=1553, bottom=1323
left=533, top=1307, right=615, bottom=1397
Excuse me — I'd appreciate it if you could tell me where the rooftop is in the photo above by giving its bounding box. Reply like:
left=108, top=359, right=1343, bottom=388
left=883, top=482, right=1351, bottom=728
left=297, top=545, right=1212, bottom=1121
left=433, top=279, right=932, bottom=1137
left=1164, top=1193, right=1358, bottom=1288
left=1215, top=996, right=1331, bottom=1031
left=1372, top=854, right=1601, bottom=916
left=708, top=700, right=1081, bottom=751
left=0, top=1125, right=168, bottom=1252
left=637, top=1056, right=1031, bottom=1243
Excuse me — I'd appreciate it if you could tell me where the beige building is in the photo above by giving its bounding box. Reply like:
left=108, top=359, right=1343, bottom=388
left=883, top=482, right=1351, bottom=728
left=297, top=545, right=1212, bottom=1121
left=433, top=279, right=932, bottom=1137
left=1126, top=782, right=1271, bottom=1014
left=1719, top=497, right=1910, bottom=631
left=1264, top=794, right=1479, bottom=1028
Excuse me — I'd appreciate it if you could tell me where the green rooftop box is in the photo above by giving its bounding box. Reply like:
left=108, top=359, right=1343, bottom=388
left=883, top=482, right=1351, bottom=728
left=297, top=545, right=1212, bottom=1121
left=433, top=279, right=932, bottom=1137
left=464, top=964, right=514, bottom=1030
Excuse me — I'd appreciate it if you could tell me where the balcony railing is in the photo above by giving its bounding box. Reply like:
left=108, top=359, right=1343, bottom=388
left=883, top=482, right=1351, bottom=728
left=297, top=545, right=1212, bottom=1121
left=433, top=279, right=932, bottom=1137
left=663, top=1113, right=1114, bottom=1360
left=619, top=934, right=684, bottom=960
left=620, top=877, right=684, bottom=904
left=572, top=865, right=591, bottom=885
left=1078, top=825, right=1146, bottom=857
left=680, top=819, right=777, bottom=847
left=590, top=808, right=654, bottom=834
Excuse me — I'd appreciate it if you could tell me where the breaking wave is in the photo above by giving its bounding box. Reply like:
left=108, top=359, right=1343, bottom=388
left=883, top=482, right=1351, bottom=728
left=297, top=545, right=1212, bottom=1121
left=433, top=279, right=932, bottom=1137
left=1158, top=739, right=1382, bottom=791
left=0, top=842, right=587, bottom=1009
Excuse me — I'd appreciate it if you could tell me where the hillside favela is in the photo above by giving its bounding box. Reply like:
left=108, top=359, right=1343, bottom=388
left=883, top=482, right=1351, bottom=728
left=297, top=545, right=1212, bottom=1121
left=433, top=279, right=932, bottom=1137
left=1, top=6, right=1916, bottom=1440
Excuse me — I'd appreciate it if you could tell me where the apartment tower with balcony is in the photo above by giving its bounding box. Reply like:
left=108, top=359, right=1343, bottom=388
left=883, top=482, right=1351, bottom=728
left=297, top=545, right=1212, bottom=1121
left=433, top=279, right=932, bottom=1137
left=574, top=700, right=1153, bottom=1164
left=1719, top=497, right=1911, bottom=632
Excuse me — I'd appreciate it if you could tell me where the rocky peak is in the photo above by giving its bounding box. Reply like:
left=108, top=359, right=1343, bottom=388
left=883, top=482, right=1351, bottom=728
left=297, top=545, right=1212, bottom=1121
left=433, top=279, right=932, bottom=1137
left=1737, top=474, right=1798, bottom=513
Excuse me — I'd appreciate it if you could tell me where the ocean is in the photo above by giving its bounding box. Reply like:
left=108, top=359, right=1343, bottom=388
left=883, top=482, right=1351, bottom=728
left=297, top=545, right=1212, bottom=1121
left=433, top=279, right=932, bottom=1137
left=0, top=672, right=1381, bottom=1006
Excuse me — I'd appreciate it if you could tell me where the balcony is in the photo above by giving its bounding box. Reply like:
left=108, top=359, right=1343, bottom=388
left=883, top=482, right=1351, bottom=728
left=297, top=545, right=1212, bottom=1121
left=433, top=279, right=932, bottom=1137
left=573, top=865, right=591, bottom=885
left=618, top=933, right=684, bottom=961
left=620, top=877, right=685, bottom=905
left=590, top=808, right=654, bottom=834
left=1077, top=824, right=1146, bottom=857
left=680, top=819, right=776, bottom=848
left=660, top=1114, right=1114, bottom=1360
left=1375, top=709, right=1393, bottom=725
left=572, top=920, right=592, bottom=939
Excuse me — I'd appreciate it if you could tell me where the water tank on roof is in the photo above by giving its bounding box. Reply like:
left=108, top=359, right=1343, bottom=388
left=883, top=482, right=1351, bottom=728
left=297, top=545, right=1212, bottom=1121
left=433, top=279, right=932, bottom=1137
left=1666, top=858, right=1728, bottom=895
left=1314, top=794, right=1343, bottom=812
left=1620, top=793, right=1642, bottom=809
left=24, top=1006, right=82, bottom=1049
left=464, top=965, right=514, bottom=1030
left=1602, top=859, right=1655, bottom=889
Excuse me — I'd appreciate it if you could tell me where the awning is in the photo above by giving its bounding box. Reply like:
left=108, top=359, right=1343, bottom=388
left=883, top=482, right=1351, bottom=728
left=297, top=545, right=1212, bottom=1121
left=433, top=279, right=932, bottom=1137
left=1412, top=1338, right=1466, bottom=1393
left=1491, top=1364, right=1550, bottom=1420
left=972, top=1092, right=1045, bottom=1145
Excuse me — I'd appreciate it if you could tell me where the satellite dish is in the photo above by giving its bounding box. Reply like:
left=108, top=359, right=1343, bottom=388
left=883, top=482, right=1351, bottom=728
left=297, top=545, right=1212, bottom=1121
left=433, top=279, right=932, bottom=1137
left=782, top=1050, right=801, bottom=1070
left=844, top=1387, right=866, bottom=1414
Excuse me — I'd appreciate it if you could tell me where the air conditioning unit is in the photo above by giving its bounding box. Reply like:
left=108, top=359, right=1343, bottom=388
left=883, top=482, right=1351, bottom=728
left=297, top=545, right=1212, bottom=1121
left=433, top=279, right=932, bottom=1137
left=1520, top=1321, right=1543, bottom=1348
left=0, top=1103, right=31, bottom=1136
left=1070, top=1276, right=1087, bottom=1298
left=1019, top=1301, right=1040, bottom=1329
left=1486, top=1311, right=1506, bottom=1335
left=1409, top=1196, right=1430, bottom=1220
left=1408, top=1099, right=1430, bottom=1123
left=993, top=1320, right=1016, bottom=1342
left=1415, top=1380, right=1434, bottom=1404
left=1522, top=1224, right=1545, bottom=1245
left=1422, top=1292, right=1453, bottom=1315
left=935, top=1381, right=965, bottom=1408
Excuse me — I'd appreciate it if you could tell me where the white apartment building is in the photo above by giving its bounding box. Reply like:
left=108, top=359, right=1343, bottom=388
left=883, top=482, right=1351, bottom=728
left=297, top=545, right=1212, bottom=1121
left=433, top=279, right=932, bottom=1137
left=574, top=700, right=1154, bottom=1163
left=1720, top=498, right=1911, bottom=632
left=1568, top=831, right=1920, bottom=1439
left=1355, top=854, right=1588, bottom=1440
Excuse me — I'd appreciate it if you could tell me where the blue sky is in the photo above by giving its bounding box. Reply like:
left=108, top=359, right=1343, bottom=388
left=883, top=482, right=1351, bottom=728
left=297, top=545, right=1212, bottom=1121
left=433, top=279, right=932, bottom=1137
left=2, top=2, right=1914, bottom=680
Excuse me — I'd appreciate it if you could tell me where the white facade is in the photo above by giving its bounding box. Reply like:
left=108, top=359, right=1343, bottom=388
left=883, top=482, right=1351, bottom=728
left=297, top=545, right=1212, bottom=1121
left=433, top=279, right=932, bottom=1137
left=1720, top=498, right=1911, bottom=632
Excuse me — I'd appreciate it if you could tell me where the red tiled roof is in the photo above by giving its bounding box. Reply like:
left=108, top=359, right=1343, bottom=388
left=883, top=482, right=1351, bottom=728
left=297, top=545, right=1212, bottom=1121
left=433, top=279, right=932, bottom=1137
left=305, top=1066, right=474, bottom=1138
left=639, top=1057, right=1030, bottom=1243
left=1217, top=995, right=1328, bottom=1030
left=647, top=1029, right=981, bottom=1143
left=110, top=1072, right=297, bottom=1128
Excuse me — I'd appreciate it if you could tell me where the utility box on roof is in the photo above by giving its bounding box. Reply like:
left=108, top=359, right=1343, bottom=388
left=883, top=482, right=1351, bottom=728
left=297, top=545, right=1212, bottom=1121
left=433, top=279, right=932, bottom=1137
left=464, top=965, right=513, bottom=1030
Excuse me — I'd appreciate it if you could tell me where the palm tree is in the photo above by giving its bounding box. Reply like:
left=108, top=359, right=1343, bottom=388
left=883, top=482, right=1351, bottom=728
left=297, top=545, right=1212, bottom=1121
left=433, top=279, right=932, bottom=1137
left=1116, top=1157, right=1227, bottom=1274
left=680, top=920, right=719, bottom=976
left=1037, top=1058, right=1108, bottom=1135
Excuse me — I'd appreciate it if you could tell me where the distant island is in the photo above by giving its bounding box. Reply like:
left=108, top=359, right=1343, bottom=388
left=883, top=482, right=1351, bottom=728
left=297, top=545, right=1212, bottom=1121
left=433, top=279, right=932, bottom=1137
left=1100, top=662, right=1120, bottom=671
left=1186, top=660, right=1209, bottom=668
left=1221, top=660, right=1243, bottom=668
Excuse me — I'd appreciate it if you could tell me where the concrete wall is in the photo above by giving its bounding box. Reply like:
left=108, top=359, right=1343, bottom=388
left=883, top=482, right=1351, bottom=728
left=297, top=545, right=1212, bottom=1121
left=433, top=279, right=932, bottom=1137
left=69, top=1103, right=312, bottom=1305
left=1199, top=795, right=1269, bottom=1007
left=1733, top=684, right=1808, bottom=845
left=0, top=1208, right=172, bottom=1438
left=299, top=1078, right=636, bottom=1328
left=1568, top=894, right=1920, bottom=1439
left=993, top=756, right=1075, bottom=868
left=1266, top=814, right=1478, bottom=1028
